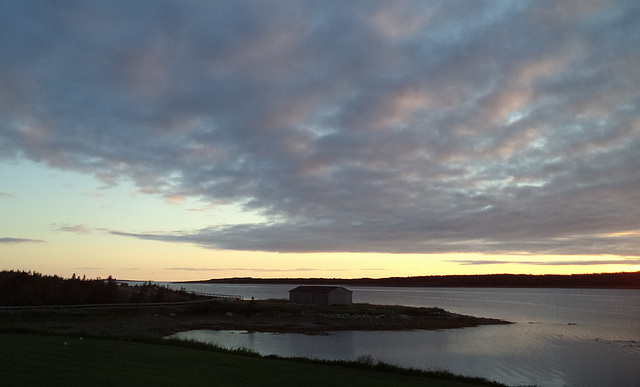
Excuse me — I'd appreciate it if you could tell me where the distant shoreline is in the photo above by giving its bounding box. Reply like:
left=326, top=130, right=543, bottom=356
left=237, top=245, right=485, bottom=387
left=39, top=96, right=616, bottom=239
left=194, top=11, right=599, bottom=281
left=177, top=271, right=640, bottom=289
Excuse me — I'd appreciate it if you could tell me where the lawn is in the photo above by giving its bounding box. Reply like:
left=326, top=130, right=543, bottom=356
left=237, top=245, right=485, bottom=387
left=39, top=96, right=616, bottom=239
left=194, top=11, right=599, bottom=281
left=0, top=333, right=504, bottom=387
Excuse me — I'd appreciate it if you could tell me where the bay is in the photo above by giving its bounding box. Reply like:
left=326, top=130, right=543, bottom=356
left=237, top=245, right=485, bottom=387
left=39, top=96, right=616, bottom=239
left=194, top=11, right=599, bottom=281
left=166, top=283, right=640, bottom=387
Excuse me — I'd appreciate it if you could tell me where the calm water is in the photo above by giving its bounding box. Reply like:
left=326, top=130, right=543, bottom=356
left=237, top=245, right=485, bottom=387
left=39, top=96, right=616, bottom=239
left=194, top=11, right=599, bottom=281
left=166, top=283, right=640, bottom=387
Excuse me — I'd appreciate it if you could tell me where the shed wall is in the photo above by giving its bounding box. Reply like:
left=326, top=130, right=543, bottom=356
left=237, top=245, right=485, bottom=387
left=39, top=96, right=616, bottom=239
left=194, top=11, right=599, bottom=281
left=289, top=288, right=352, bottom=305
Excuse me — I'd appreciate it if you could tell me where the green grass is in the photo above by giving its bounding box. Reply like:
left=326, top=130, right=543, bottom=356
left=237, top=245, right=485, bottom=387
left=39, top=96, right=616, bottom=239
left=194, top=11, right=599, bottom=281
left=0, top=333, right=505, bottom=387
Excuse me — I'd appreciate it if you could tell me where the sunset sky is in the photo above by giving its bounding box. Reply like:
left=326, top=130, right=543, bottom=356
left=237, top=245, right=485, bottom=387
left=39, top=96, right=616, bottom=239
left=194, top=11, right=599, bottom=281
left=1, top=1, right=639, bottom=281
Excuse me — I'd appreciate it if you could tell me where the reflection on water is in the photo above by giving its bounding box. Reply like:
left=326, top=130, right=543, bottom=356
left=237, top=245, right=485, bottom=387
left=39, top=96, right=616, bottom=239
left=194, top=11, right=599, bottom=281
left=166, top=285, right=640, bottom=387
left=172, top=325, right=639, bottom=387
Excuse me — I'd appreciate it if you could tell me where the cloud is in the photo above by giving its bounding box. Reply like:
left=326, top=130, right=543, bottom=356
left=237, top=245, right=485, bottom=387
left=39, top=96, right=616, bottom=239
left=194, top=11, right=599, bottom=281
left=168, top=267, right=324, bottom=272
left=112, top=225, right=640, bottom=257
left=165, top=195, right=185, bottom=205
left=166, top=267, right=386, bottom=272
left=0, top=192, right=13, bottom=198
left=0, top=237, right=45, bottom=244
left=187, top=208, right=209, bottom=213
left=55, top=224, right=94, bottom=235
left=2, top=1, right=640, bottom=258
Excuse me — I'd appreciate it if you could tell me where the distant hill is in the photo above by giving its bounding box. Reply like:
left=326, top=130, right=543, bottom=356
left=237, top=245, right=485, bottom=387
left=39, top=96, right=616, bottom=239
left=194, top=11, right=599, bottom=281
left=185, top=271, right=640, bottom=289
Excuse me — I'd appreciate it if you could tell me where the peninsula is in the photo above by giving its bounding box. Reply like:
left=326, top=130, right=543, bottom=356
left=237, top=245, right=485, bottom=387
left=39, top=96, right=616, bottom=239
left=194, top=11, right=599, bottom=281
left=0, top=271, right=509, bottom=336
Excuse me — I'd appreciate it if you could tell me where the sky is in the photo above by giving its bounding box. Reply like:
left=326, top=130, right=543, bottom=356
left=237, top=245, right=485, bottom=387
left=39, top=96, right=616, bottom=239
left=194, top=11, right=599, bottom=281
left=1, top=0, right=640, bottom=281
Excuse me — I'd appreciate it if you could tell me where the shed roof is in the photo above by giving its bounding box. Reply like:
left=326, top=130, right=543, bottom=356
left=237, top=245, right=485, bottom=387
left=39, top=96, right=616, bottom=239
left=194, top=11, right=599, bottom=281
left=288, top=285, right=352, bottom=294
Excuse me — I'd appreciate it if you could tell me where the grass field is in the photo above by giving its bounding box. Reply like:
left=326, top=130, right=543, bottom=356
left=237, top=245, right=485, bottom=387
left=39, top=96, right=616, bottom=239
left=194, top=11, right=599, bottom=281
left=0, top=333, right=506, bottom=387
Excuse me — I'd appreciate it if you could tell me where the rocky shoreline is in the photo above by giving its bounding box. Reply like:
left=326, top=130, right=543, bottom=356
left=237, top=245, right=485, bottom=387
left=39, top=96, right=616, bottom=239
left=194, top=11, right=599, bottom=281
left=172, top=312, right=510, bottom=335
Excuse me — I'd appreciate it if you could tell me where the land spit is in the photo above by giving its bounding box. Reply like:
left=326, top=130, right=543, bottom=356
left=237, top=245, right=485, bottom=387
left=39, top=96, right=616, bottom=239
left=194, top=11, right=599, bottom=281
left=0, top=299, right=511, bottom=337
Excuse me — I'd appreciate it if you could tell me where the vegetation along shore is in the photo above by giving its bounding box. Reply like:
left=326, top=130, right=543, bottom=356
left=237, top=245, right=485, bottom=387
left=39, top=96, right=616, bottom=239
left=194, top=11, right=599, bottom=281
left=0, top=271, right=510, bottom=336
left=0, top=333, right=510, bottom=386
left=0, top=270, right=516, bottom=386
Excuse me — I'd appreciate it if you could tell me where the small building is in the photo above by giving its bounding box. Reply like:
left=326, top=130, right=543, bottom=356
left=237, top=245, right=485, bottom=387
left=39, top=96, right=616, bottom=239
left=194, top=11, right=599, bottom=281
left=288, top=286, right=353, bottom=305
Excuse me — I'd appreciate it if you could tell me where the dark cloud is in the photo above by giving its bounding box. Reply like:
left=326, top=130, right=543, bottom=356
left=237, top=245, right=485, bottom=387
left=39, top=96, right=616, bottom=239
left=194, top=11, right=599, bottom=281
left=2, top=1, right=639, bottom=257
left=0, top=237, right=45, bottom=244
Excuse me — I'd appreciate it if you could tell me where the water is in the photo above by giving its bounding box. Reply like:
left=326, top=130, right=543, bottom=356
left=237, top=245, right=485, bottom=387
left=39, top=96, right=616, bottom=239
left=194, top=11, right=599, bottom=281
left=165, top=283, right=640, bottom=387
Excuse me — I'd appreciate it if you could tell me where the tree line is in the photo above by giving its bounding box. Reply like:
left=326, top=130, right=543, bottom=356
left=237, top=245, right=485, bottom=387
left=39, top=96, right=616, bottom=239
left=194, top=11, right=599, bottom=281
left=0, top=271, right=199, bottom=306
left=196, top=271, right=640, bottom=288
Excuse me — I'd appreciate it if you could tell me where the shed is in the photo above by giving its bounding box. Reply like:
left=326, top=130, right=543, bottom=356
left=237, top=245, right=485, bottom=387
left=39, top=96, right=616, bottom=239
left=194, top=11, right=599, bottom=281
left=288, top=286, right=353, bottom=305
